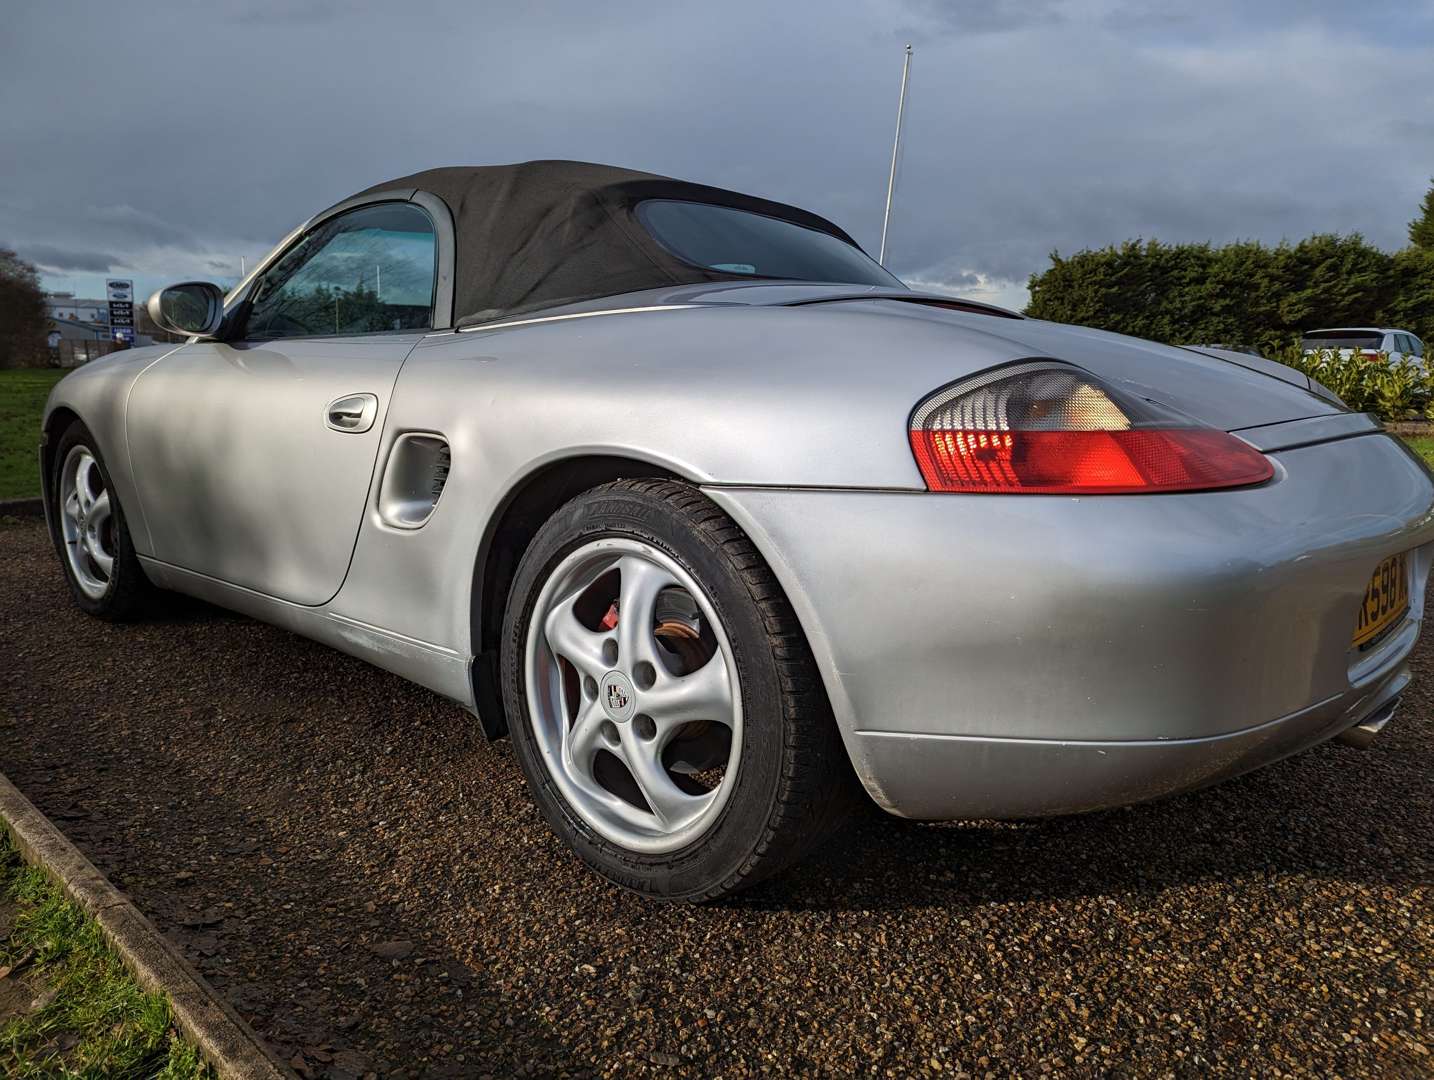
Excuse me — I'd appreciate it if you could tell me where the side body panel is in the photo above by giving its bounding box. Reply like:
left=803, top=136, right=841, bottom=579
left=325, top=299, right=1350, bottom=657
left=325, top=305, right=1015, bottom=653
left=40, top=344, right=186, bottom=554
left=126, top=335, right=421, bottom=605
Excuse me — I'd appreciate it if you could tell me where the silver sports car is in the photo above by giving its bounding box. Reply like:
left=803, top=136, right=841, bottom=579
left=41, top=160, right=1434, bottom=899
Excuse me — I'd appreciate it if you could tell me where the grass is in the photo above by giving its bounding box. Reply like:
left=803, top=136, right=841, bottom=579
left=0, top=369, right=64, bottom=501
left=1401, top=435, right=1434, bottom=469
left=0, top=839, right=211, bottom=1079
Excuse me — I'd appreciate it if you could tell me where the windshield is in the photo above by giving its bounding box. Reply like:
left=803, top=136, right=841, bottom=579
left=637, top=199, right=903, bottom=288
left=1301, top=331, right=1382, bottom=351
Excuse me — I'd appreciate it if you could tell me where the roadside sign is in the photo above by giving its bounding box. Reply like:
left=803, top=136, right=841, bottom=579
left=107, top=278, right=134, bottom=343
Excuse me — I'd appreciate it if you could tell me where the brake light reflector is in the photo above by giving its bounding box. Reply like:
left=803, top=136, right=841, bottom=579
left=909, top=362, right=1274, bottom=494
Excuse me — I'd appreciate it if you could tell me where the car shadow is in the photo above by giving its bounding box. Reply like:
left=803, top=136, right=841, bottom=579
left=140, top=590, right=247, bottom=624
left=93, top=576, right=1434, bottom=917
left=730, top=738, right=1427, bottom=912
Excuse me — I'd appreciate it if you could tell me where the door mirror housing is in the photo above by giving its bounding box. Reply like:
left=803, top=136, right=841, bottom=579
left=146, top=282, right=226, bottom=338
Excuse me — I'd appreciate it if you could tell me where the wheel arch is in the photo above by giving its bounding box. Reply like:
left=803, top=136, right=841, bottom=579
left=40, top=405, right=82, bottom=524
left=470, top=453, right=684, bottom=737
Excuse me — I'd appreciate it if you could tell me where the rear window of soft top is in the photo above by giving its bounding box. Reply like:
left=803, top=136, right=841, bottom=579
left=637, top=199, right=902, bottom=289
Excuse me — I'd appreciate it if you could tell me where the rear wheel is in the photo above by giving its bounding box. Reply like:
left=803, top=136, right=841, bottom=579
left=501, top=479, right=855, bottom=900
left=50, top=420, right=155, bottom=619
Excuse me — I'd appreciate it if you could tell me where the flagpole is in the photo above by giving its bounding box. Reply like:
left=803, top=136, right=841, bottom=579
left=879, top=44, right=913, bottom=267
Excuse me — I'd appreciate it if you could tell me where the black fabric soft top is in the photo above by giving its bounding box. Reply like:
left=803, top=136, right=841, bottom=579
left=351, top=159, right=868, bottom=326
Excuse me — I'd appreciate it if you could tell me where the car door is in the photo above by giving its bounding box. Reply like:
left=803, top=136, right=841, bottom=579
left=127, top=200, right=441, bottom=605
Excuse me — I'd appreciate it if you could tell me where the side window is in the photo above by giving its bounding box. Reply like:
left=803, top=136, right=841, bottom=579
left=1412, top=336, right=1425, bottom=358
left=1394, top=334, right=1413, bottom=355
left=244, top=203, right=436, bottom=340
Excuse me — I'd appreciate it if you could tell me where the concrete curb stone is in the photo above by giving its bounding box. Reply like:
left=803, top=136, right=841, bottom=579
left=0, top=771, right=293, bottom=1080
left=0, top=497, right=44, bottom=518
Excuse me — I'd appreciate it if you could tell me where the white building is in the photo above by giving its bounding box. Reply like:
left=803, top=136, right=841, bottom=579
left=45, top=293, right=110, bottom=323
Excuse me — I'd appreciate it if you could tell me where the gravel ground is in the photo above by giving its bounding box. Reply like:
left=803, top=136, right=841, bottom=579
left=1, top=516, right=1430, bottom=1078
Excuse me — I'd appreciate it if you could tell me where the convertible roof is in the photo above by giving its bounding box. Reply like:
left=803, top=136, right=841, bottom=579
left=352, top=160, right=864, bottom=326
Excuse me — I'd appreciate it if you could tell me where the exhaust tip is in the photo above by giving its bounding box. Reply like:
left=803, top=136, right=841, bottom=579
left=1336, top=696, right=1399, bottom=749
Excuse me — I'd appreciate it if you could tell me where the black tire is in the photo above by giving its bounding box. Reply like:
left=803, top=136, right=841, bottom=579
left=48, top=419, right=156, bottom=620
left=501, top=479, right=858, bottom=901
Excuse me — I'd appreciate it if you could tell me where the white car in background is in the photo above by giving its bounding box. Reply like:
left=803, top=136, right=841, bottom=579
left=1301, top=327, right=1427, bottom=372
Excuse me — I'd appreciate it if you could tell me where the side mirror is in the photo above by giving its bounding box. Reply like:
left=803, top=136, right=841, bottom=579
left=146, top=282, right=226, bottom=338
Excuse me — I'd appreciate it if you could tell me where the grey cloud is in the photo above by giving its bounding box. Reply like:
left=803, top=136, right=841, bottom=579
left=1099, top=4, right=1198, bottom=34
left=226, top=0, right=345, bottom=26
left=1393, top=118, right=1434, bottom=141
left=920, top=268, right=982, bottom=288
left=20, top=245, right=123, bottom=273
left=82, top=205, right=199, bottom=250
left=899, top=0, right=1065, bottom=37
left=1085, top=0, right=1433, bottom=42
left=891, top=178, right=1331, bottom=285
left=1, top=0, right=1430, bottom=309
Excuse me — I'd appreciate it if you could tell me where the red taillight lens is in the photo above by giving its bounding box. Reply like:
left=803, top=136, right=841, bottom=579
left=911, top=427, right=1273, bottom=493
left=909, top=363, right=1274, bottom=494
left=1360, top=350, right=1382, bottom=362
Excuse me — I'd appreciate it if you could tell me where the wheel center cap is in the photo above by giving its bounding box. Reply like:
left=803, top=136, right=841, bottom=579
left=599, top=671, right=636, bottom=722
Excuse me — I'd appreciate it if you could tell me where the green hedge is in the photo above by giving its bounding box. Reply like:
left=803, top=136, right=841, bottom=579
left=1026, top=235, right=1434, bottom=355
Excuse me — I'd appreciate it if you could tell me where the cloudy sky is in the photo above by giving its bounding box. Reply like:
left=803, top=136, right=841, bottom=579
left=3, top=0, right=1432, bottom=311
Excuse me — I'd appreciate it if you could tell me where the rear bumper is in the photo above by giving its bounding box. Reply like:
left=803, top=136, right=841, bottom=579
left=706, top=431, right=1434, bottom=818
left=848, top=661, right=1408, bottom=818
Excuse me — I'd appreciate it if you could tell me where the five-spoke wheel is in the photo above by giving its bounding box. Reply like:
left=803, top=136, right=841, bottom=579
left=58, top=444, right=117, bottom=600
left=525, top=539, right=742, bottom=853
left=49, top=421, right=154, bottom=619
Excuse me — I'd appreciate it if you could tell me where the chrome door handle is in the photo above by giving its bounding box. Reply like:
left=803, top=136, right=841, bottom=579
left=325, top=393, right=378, bottom=434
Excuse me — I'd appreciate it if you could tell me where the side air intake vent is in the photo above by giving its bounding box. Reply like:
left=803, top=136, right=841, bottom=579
left=378, top=433, right=451, bottom=529
left=431, top=443, right=451, bottom=501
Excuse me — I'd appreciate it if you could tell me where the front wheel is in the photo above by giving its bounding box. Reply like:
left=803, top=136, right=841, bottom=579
left=49, top=420, right=155, bottom=620
left=501, top=479, right=855, bottom=900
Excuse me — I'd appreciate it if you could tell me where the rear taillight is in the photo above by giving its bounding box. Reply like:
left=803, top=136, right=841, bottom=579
left=908, top=362, right=1274, bottom=494
left=1360, top=350, right=1382, bottom=362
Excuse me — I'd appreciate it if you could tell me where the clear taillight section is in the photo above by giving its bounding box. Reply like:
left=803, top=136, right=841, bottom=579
left=908, top=362, right=1274, bottom=494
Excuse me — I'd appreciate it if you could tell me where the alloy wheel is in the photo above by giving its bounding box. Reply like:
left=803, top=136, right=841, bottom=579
left=59, top=445, right=116, bottom=600
left=524, top=538, right=743, bottom=854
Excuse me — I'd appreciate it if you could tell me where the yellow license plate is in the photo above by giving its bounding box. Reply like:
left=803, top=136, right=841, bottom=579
left=1352, top=552, right=1410, bottom=649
